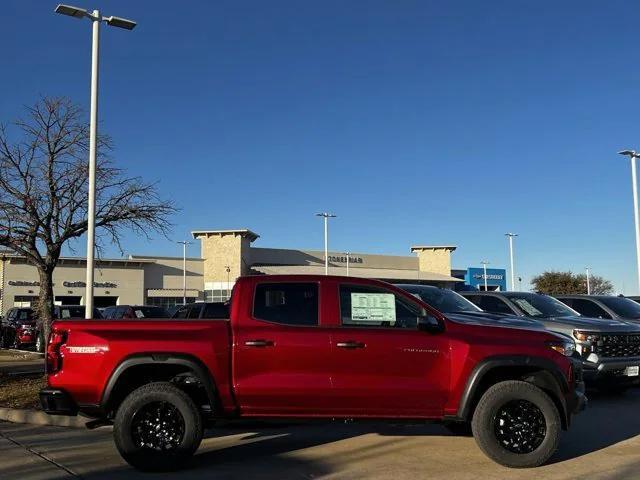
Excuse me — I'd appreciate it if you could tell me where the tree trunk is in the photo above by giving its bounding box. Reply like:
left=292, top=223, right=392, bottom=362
left=36, top=266, right=55, bottom=348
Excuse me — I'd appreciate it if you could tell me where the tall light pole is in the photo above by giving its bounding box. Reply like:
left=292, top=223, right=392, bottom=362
left=225, top=265, right=231, bottom=299
left=345, top=252, right=350, bottom=276
left=177, top=241, right=192, bottom=305
left=316, top=213, right=336, bottom=275
left=618, top=150, right=640, bottom=293
left=505, top=233, right=518, bottom=291
left=585, top=266, right=591, bottom=295
left=480, top=261, right=490, bottom=291
left=55, top=5, right=136, bottom=319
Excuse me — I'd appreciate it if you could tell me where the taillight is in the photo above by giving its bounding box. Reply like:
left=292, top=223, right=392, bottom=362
left=46, top=329, right=67, bottom=374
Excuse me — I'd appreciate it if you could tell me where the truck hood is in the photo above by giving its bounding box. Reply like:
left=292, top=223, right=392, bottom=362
left=538, top=315, right=640, bottom=333
left=445, top=311, right=545, bottom=330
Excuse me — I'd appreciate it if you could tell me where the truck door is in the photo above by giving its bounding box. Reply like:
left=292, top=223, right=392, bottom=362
left=329, top=283, right=450, bottom=417
left=233, top=281, right=334, bottom=415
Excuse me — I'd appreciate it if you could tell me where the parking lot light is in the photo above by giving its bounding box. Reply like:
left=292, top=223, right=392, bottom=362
left=505, top=233, right=518, bottom=291
left=480, top=260, right=489, bottom=291
left=316, top=213, right=336, bottom=275
left=54, top=5, right=137, bottom=319
left=585, top=266, right=591, bottom=295
left=618, top=150, right=640, bottom=294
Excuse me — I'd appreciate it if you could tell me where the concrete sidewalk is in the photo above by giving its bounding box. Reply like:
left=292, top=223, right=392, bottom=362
left=1, top=389, right=640, bottom=480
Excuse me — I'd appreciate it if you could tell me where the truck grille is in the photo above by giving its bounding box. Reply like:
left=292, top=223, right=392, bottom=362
left=599, top=334, right=640, bottom=358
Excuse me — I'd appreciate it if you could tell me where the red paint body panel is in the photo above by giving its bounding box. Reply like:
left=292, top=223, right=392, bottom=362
left=47, top=275, right=574, bottom=420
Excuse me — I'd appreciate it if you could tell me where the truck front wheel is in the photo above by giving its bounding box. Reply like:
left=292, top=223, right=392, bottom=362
left=114, top=382, right=204, bottom=471
left=471, top=380, right=561, bottom=468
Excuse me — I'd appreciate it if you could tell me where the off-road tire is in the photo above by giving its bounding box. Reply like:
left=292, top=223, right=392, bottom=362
left=114, top=382, right=203, bottom=472
left=471, top=380, right=561, bottom=468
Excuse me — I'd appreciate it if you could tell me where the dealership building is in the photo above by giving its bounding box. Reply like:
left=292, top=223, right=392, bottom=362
left=0, top=228, right=472, bottom=316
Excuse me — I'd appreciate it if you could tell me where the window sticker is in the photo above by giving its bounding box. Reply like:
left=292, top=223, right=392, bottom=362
left=350, top=293, right=396, bottom=322
left=512, top=299, right=543, bottom=317
left=135, top=310, right=145, bottom=318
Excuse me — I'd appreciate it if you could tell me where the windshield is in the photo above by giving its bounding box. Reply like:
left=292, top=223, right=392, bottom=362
left=398, top=286, right=482, bottom=313
left=598, top=297, right=640, bottom=318
left=506, top=294, right=578, bottom=318
left=133, top=307, right=169, bottom=318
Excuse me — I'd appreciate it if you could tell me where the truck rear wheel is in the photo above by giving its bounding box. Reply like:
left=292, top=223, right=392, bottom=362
left=471, top=380, right=561, bottom=468
left=114, top=382, right=203, bottom=472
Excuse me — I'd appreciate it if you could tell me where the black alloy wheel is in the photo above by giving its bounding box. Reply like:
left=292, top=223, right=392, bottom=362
left=493, top=399, right=546, bottom=454
left=131, top=401, right=186, bottom=451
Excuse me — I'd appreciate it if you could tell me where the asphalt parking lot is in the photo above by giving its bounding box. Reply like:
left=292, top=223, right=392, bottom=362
left=0, top=389, right=638, bottom=480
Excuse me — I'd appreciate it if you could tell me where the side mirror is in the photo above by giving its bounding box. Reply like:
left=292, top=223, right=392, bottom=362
left=417, top=315, right=443, bottom=333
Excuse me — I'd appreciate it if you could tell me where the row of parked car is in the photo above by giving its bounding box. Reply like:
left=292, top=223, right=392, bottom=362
left=402, top=288, right=640, bottom=390
left=0, top=302, right=229, bottom=352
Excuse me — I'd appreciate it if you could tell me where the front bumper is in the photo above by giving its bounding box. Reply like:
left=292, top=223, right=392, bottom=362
left=568, top=380, right=587, bottom=414
left=582, top=357, right=640, bottom=385
left=39, top=389, right=78, bottom=416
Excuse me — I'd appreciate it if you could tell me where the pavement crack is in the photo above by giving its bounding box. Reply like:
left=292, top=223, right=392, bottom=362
left=0, top=428, right=83, bottom=479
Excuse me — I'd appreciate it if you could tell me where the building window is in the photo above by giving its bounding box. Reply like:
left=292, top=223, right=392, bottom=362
left=204, top=289, right=231, bottom=302
left=13, top=295, right=38, bottom=308
left=146, top=297, right=197, bottom=308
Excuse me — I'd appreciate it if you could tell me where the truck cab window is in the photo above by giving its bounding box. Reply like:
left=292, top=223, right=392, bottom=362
left=253, top=283, right=318, bottom=326
left=339, top=284, right=422, bottom=329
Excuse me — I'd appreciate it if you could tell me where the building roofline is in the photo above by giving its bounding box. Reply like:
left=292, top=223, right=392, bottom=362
left=191, top=229, right=260, bottom=242
left=410, top=245, right=457, bottom=252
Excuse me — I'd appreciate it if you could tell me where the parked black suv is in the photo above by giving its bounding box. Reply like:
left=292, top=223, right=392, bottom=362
left=395, top=284, right=546, bottom=330
left=172, top=302, right=228, bottom=319
left=557, top=295, right=640, bottom=322
left=460, top=291, right=640, bottom=389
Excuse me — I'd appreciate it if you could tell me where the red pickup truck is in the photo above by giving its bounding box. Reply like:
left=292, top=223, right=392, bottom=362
left=40, top=275, right=585, bottom=471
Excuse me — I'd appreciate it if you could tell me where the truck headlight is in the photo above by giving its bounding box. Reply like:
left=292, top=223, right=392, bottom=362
left=547, top=340, right=576, bottom=357
left=573, top=330, right=600, bottom=343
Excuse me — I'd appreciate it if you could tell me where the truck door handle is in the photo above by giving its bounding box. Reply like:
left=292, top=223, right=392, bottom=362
left=244, top=339, right=274, bottom=347
left=336, top=341, right=365, bottom=349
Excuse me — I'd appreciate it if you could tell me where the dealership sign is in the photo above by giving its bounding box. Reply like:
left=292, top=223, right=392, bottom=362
left=472, top=273, right=504, bottom=280
left=63, top=281, right=118, bottom=288
left=328, top=255, right=363, bottom=264
left=8, top=280, right=117, bottom=288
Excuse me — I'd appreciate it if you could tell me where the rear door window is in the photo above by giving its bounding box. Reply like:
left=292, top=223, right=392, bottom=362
left=478, top=296, right=515, bottom=315
left=570, top=299, right=612, bottom=319
left=203, top=303, right=228, bottom=318
left=187, top=305, right=202, bottom=319
left=253, top=283, right=318, bottom=326
left=173, top=306, right=190, bottom=319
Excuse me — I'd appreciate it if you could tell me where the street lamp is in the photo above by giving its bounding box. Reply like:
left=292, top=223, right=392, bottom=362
left=55, top=5, right=136, bottom=319
left=618, top=150, right=640, bottom=293
left=316, top=213, right=336, bottom=275
left=344, top=252, right=351, bottom=276
left=177, top=241, right=193, bottom=305
left=225, top=265, right=231, bottom=299
left=585, top=266, right=591, bottom=295
left=480, top=260, right=490, bottom=291
left=505, top=233, right=518, bottom=291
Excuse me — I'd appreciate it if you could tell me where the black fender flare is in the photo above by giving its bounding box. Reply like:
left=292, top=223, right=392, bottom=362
left=454, top=355, right=570, bottom=425
left=100, top=353, right=219, bottom=412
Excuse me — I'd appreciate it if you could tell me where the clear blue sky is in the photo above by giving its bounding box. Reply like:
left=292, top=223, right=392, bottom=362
left=2, top=0, right=640, bottom=292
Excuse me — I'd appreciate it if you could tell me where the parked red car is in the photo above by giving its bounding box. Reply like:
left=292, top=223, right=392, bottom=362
left=41, top=275, right=585, bottom=471
left=0, top=307, right=37, bottom=349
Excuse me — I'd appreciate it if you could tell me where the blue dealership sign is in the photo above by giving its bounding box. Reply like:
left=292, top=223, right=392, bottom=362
left=465, top=267, right=507, bottom=291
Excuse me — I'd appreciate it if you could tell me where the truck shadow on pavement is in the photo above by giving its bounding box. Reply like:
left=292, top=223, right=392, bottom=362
left=550, top=388, right=640, bottom=463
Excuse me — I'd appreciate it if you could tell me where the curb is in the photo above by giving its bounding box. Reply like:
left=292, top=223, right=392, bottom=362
left=0, top=408, right=89, bottom=428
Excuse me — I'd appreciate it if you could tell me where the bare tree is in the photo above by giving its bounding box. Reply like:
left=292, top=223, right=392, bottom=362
left=0, top=97, right=177, bottom=342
